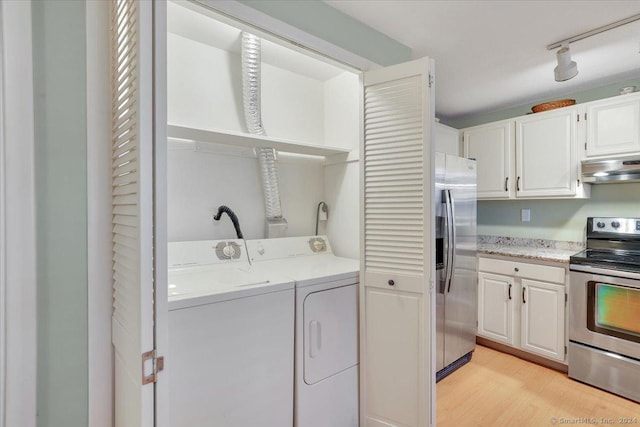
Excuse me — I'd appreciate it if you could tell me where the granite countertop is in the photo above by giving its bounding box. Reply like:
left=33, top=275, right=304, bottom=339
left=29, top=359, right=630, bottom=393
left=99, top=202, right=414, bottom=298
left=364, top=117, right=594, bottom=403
left=477, top=236, right=584, bottom=263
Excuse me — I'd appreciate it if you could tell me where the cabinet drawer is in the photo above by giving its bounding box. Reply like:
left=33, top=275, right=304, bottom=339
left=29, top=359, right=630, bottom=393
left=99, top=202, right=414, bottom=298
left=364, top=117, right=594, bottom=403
left=478, top=257, right=564, bottom=284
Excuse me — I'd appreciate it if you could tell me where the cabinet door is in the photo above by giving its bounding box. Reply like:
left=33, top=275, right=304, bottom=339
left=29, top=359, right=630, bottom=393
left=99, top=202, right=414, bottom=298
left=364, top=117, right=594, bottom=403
left=520, top=279, right=565, bottom=361
left=586, top=94, right=640, bottom=157
left=463, top=121, right=514, bottom=199
left=515, top=108, right=577, bottom=197
left=434, top=122, right=459, bottom=156
left=477, top=272, right=514, bottom=345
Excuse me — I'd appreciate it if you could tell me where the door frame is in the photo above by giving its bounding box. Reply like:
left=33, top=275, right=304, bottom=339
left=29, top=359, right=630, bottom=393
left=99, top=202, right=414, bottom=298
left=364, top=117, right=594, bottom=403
left=0, top=2, right=37, bottom=427
left=86, top=1, right=114, bottom=426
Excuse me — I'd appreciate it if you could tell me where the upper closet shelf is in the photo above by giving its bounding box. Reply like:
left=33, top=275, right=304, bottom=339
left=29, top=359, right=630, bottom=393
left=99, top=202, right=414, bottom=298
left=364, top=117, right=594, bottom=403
left=167, top=125, right=351, bottom=157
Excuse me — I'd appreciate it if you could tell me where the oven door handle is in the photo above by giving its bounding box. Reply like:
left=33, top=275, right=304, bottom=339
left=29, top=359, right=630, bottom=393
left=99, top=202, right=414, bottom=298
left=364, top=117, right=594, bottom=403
left=570, top=264, right=640, bottom=282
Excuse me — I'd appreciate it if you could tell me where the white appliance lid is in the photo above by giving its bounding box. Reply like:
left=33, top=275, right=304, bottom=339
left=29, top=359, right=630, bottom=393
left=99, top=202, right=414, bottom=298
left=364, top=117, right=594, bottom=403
left=246, top=236, right=359, bottom=286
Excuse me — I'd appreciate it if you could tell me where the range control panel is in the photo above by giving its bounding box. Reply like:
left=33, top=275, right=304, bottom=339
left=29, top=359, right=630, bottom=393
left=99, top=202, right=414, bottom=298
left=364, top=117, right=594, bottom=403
left=589, top=217, right=640, bottom=235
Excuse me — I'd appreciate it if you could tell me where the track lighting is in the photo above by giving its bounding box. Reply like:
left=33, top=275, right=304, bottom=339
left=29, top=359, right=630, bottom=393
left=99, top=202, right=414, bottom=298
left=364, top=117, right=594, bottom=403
left=554, top=44, right=578, bottom=82
left=546, top=13, right=640, bottom=82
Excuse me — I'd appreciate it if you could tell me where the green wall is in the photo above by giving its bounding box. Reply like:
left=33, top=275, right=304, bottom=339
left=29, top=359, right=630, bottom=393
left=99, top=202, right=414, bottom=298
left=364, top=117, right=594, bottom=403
left=479, top=184, right=640, bottom=242
left=446, top=78, right=640, bottom=129
left=32, top=1, right=88, bottom=426
left=239, top=0, right=412, bottom=66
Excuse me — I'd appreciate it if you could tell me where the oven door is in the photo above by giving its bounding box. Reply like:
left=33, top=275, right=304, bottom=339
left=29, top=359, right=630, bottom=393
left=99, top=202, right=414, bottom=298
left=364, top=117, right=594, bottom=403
left=570, top=265, right=640, bottom=359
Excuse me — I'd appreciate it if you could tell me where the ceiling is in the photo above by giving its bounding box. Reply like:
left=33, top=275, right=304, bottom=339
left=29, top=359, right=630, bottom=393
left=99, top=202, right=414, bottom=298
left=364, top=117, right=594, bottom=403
left=324, top=1, right=640, bottom=123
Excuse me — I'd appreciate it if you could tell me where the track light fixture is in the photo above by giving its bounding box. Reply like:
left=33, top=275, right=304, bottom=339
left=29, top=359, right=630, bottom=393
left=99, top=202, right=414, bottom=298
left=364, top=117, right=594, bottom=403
left=554, top=43, right=578, bottom=82
left=547, top=13, right=640, bottom=82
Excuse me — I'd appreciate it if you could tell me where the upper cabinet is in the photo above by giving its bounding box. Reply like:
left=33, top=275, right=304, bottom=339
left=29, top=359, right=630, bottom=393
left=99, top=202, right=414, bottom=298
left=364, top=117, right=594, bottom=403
left=463, top=120, right=514, bottom=199
left=463, top=107, right=589, bottom=200
left=515, top=108, right=578, bottom=198
left=434, top=122, right=460, bottom=156
left=584, top=92, right=640, bottom=158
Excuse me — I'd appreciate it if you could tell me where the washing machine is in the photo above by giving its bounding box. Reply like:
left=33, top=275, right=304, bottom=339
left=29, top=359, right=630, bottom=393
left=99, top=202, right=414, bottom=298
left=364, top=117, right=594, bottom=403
left=167, top=239, right=295, bottom=427
left=246, top=236, right=359, bottom=427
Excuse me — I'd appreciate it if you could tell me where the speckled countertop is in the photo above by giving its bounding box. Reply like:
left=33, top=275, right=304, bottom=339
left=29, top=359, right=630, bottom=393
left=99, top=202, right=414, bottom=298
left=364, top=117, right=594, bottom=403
left=477, top=236, right=584, bottom=263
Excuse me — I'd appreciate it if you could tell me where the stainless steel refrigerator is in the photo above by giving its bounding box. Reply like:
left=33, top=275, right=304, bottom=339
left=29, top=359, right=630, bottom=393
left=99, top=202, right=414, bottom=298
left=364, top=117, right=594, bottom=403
left=435, top=152, right=477, bottom=381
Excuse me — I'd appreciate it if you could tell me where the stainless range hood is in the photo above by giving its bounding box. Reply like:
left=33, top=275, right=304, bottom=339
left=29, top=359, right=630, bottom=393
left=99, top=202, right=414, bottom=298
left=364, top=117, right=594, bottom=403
left=582, top=157, right=640, bottom=183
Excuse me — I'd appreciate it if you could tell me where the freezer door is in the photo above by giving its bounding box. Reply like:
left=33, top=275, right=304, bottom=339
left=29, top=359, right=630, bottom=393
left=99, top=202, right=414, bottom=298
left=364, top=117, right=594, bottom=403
left=443, top=154, right=477, bottom=367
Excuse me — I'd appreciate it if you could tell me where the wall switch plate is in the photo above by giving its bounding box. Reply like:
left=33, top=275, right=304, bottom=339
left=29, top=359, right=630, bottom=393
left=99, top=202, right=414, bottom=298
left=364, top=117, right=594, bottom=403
left=521, top=208, right=531, bottom=222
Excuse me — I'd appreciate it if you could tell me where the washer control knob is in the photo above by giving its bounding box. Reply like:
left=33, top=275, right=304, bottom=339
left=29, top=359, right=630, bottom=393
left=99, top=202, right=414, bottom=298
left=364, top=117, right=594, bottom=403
left=388, top=280, right=395, bottom=286
left=257, top=245, right=265, bottom=255
left=222, top=244, right=236, bottom=258
left=611, top=221, right=621, bottom=229
left=596, top=221, right=606, bottom=228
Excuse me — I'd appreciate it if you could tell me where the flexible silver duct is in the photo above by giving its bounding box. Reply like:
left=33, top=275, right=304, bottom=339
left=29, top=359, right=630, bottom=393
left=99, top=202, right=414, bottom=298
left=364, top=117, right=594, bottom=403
left=241, top=32, right=288, bottom=237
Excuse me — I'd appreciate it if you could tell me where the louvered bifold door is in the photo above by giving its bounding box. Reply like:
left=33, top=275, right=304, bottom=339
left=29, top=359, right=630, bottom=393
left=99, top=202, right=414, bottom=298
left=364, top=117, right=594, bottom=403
left=111, top=1, right=155, bottom=426
left=360, top=58, right=435, bottom=427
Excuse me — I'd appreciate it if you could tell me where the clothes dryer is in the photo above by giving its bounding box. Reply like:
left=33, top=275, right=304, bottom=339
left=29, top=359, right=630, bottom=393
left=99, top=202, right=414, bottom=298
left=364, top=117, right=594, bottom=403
left=247, top=236, right=359, bottom=427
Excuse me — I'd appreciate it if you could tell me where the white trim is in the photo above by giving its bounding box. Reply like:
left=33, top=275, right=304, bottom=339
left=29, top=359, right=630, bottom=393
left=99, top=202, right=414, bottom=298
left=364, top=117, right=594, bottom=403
left=0, top=1, right=37, bottom=427
left=86, top=1, right=113, bottom=426
left=0, top=2, right=6, bottom=424
left=194, top=0, right=379, bottom=72
left=153, top=2, right=170, bottom=427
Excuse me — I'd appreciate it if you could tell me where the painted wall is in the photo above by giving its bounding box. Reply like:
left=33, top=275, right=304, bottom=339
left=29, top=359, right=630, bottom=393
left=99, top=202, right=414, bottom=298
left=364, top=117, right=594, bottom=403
left=32, top=1, right=88, bottom=426
left=238, top=0, right=412, bottom=66
left=479, top=184, right=640, bottom=242
left=168, top=146, right=326, bottom=241
left=446, top=77, right=640, bottom=129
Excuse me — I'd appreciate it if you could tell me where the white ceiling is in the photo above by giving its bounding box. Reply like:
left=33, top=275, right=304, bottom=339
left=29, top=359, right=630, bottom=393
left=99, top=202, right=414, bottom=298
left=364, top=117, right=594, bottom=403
left=324, top=1, right=640, bottom=122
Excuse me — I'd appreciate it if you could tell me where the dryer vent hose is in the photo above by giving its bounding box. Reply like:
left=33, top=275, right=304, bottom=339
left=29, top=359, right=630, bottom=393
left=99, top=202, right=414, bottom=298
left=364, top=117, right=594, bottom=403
left=241, top=31, right=287, bottom=236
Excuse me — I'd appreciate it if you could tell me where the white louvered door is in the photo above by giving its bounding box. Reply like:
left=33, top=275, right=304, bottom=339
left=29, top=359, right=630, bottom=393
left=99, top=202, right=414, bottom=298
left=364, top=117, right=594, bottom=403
left=360, top=58, right=435, bottom=427
left=111, top=1, right=165, bottom=426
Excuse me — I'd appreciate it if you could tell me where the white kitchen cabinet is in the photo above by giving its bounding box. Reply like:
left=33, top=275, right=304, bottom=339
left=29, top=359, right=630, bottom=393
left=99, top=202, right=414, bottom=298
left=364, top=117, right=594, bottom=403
left=462, top=120, right=514, bottom=199
left=477, top=257, right=567, bottom=363
left=585, top=92, right=640, bottom=158
left=520, top=279, right=565, bottom=361
left=434, top=122, right=460, bottom=156
left=515, top=107, right=578, bottom=197
left=463, top=107, right=589, bottom=200
left=478, top=272, right=514, bottom=345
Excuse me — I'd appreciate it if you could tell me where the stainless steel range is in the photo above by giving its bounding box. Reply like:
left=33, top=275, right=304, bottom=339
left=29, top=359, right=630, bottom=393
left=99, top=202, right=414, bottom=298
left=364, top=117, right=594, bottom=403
left=569, top=217, right=640, bottom=402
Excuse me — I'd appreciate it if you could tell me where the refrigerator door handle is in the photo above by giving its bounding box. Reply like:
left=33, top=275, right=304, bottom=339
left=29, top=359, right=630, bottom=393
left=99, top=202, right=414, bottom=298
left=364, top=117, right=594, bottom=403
left=440, top=190, right=450, bottom=294
left=444, top=189, right=456, bottom=293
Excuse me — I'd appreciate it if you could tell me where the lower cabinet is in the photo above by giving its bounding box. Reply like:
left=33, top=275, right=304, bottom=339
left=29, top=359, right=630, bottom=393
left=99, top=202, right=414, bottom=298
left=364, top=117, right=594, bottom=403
left=477, top=257, right=567, bottom=362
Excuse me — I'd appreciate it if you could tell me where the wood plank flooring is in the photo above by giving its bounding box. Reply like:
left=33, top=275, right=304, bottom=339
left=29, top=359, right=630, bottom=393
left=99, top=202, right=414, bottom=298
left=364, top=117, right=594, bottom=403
left=436, top=345, right=640, bottom=426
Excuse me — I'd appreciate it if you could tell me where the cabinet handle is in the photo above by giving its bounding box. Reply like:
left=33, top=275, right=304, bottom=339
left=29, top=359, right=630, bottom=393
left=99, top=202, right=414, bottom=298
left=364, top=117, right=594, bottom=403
left=517, top=176, right=521, bottom=191
left=514, top=267, right=519, bottom=272
left=508, top=284, right=512, bottom=300
left=577, top=179, right=580, bottom=187
left=504, top=177, right=509, bottom=192
left=522, top=287, right=526, bottom=304
left=388, top=279, right=395, bottom=286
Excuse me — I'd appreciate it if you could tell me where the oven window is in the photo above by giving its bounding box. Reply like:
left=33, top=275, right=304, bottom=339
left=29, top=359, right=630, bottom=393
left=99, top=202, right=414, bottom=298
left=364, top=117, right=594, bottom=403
left=587, top=281, right=640, bottom=343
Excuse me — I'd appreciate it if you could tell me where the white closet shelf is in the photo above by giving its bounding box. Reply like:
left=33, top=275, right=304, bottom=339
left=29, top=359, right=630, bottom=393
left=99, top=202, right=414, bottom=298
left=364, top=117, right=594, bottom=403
left=168, top=124, right=350, bottom=157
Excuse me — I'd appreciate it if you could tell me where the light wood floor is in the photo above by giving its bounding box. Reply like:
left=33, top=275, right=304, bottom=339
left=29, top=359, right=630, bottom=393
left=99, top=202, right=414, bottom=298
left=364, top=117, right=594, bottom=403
left=437, top=345, right=640, bottom=426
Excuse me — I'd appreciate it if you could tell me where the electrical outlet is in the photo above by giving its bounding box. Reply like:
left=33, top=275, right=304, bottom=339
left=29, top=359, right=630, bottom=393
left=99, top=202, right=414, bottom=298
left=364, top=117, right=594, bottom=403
left=521, top=208, right=531, bottom=222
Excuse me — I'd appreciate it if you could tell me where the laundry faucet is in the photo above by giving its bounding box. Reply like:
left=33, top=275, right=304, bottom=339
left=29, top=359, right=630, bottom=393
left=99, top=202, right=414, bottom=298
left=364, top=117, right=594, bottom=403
left=213, top=205, right=244, bottom=239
